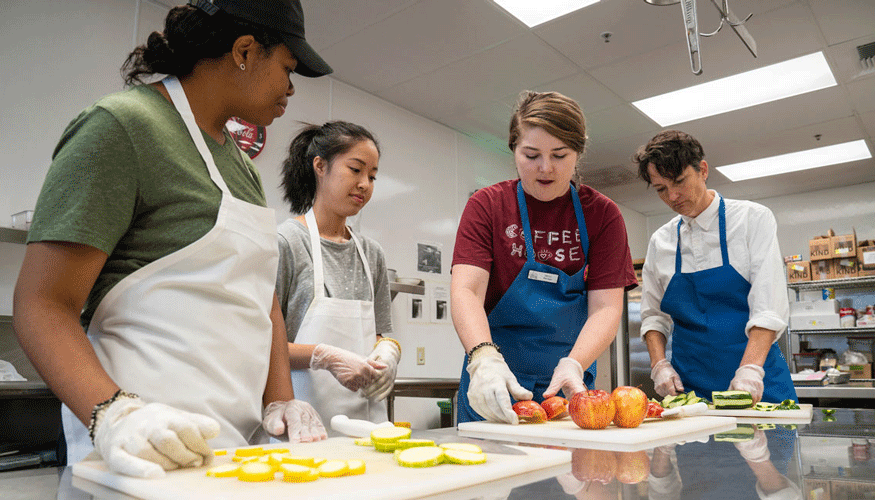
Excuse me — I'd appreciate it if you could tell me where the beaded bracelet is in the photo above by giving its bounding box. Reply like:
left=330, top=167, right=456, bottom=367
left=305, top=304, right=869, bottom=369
left=88, top=389, right=139, bottom=444
left=467, top=341, right=500, bottom=358
left=374, top=336, right=402, bottom=355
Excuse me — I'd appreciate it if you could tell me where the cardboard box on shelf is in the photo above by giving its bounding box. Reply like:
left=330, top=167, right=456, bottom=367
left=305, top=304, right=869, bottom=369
left=858, top=239, right=875, bottom=277
left=804, top=478, right=830, bottom=500
left=837, top=363, right=872, bottom=379
left=812, top=259, right=834, bottom=280
left=809, top=230, right=834, bottom=261
left=790, top=313, right=841, bottom=330
left=832, top=257, right=859, bottom=279
left=786, top=261, right=811, bottom=282
left=790, top=299, right=840, bottom=315
left=830, top=229, right=856, bottom=258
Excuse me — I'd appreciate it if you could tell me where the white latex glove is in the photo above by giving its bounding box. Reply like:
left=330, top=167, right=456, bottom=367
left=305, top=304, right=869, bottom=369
left=361, top=339, right=401, bottom=401
left=729, top=364, right=765, bottom=403
left=543, top=357, right=586, bottom=399
left=651, top=359, right=684, bottom=397
left=310, top=343, right=385, bottom=392
left=556, top=472, right=587, bottom=495
left=735, top=428, right=770, bottom=463
left=466, top=346, right=533, bottom=424
left=262, top=400, right=327, bottom=443
left=93, top=397, right=220, bottom=479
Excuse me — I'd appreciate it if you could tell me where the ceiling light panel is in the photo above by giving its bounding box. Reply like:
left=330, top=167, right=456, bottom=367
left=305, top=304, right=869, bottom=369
left=632, top=52, right=838, bottom=126
left=493, top=0, right=600, bottom=28
left=716, top=139, right=872, bottom=182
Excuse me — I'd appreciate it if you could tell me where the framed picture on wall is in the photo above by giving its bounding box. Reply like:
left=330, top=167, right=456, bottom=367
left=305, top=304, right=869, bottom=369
left=417, top=242, right=442, bottom=274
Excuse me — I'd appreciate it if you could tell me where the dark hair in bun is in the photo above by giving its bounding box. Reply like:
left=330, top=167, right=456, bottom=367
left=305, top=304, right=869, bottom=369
left=122, top=5, right=284, bottom=86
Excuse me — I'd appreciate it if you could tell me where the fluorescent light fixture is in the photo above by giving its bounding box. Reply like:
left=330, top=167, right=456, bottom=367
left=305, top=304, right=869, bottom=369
left=493, top=0, right=599, bottom=27
left=716, top=140, right=872, bottom=182
left=632, top=52, right=837, bottom=126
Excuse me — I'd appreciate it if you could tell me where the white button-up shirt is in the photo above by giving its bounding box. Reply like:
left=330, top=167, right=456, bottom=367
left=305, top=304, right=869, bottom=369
left=641, top=191, right=789, bottom=340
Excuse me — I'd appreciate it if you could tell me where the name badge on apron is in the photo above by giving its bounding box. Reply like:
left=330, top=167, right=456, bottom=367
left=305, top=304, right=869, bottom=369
left=527, top=270, right=559, bottom=283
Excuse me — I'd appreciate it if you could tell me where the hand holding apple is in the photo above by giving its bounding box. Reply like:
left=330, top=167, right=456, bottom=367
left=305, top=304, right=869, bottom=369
left=611, top=386, right=648, bottom=428
left=512, top=400, right=546, bottom=423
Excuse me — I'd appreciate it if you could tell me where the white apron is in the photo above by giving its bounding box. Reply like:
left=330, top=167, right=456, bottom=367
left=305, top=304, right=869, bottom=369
left=289, top=209, right=386, bottom=423
left=62, top=76, right=278, bottom=464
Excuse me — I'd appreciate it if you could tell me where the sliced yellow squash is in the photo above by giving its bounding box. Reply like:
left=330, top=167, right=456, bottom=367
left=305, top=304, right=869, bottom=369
left=234, top=447, right=265, bottom=457
left=213, top=449, right=228, bottom=456
left=345, top=459, right=366, bottom=476
left=370, top=426, right=412, bottom=443
left=283, top=455, right=316, bottom=467
left=395, top=439, right=435, bottom=450
left=443, top=449, right=487, bottom=465
left=317, top=459, right=349, bottom=477
left=354, top=437, right=373, bottom=447
left=395, top=446, right=445, bottom=468
left=438, top=443, right=483, bottom=454
left=205, top=463, right=240, bottom=478
left=237, top=462, right=276, bottom=482
left=279, top=463, right=319, bottom=482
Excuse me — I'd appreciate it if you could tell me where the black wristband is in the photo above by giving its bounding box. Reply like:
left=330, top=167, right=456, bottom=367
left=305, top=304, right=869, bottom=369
left=467, top=341, right=500, bottom=358
left=88, top=389, right=139, bottom=444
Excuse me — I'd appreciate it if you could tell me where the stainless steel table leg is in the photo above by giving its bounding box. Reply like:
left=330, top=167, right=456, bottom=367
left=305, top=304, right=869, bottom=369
left=387, top=395, right=394, bottom=422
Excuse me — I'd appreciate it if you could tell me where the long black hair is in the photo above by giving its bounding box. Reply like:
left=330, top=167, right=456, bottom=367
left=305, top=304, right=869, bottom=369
left=121, top=5, right=284, bottom=86
left=282, top=121, right=380, bottom=214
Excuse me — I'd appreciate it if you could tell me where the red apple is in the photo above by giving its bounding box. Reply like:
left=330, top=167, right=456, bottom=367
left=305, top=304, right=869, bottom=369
left=569, top=390, right=616, bottom=430
left=646, top=401, right=664, bottom=418
left=541, top=396, right=569, bottom=420
left=611, top=386, right=648, bottom=428
left=615, top=450, right=650, bottom=484
left=571, top=448, right=617, bottom=484
left=512, top=400, right=547, bottom=423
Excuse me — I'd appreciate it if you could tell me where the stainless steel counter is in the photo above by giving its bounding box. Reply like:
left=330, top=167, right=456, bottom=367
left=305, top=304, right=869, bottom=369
left=7, top=408, right=874, bottom=500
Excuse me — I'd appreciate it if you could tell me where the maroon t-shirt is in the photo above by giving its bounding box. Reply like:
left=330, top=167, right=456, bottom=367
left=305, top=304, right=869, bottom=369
left=453, top=179, right=637, bottom=314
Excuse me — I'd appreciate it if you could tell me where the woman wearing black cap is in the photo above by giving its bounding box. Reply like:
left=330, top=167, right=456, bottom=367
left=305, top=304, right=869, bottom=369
left=13, top=0, right=331, bottom=478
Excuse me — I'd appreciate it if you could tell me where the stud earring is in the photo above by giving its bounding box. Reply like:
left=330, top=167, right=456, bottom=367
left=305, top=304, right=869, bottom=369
left=240, top=63, right=245, bottom=71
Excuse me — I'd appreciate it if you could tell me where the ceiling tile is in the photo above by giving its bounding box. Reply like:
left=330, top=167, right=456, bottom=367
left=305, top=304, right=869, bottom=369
left=317, top=0, right=523, bottom=93
left=589, top=2, right=825, bottom=101
left=531, top=72, right=624, bottom=114
left=808, top=0, right=875, bottom=46
left=301, top=0, right=418, bottom=50
left=376, top=32, right=580, bottom=121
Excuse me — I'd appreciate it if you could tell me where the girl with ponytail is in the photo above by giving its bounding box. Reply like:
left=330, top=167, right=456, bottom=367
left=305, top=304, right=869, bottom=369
left=15, top=0, right=332, bottom=478
left=276, top=121, right=400, bottom=424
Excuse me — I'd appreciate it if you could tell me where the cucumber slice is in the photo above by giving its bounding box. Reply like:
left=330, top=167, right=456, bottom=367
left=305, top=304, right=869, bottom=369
left=370, top=426, right=412, bottom=443
left=714, top=425, right=756, bottom=442
left=395, top=446, right=445, bottom=468
left=318, top=459, right=349, bottom=478
left=712, top=390, right=753, bottom=409
left=757, top=423, right=776, bottom=430
left=754, top=402, right=777, bottom=411
left=280, top=464, right=319, bottom=482
left=438, top=443, right=484, bottom=454
left=443, top=449, right=487, bottom=465
left=205, top=464, right=240, bottom=478
left=345, top=459, right=366, bottom=476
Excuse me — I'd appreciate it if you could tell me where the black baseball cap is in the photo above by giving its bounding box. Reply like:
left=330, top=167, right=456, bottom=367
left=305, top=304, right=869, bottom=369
left=190, top=0, right=332, bottom=77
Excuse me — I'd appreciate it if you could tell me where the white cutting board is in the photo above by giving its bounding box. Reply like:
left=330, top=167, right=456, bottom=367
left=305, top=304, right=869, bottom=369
left=458, top=415, right=737, bottom=452
left=702, top=403, right=813, bottom=423
left=71, top=438, right=570, bottom=500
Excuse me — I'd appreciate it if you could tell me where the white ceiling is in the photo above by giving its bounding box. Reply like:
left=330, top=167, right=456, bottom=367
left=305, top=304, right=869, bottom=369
left=300, top=0, right=875, bottom=216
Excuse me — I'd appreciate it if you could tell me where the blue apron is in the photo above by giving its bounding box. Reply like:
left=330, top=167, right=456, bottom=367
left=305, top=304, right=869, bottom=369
left=660, top=196, right=796, bottom=404
left=457, top=182, right=596, bottom=423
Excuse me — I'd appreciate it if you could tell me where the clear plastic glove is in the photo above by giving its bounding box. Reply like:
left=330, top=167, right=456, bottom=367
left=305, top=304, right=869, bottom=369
left=543, top=357, right=585, bottom=399
left=729, top=364, right=765, bottom=404
left=651, top=359, right=684, bottom=397
left=310, top=343, right=385, bottom=392
left=93, top=397, right=220, bottom=479
left=735, top=428, right=770, bottom=463
left=361, top=339, right=401, bottom=401
left=262, top=400, right=327, bottom=443
left=466, top=346, right=532, bottom=424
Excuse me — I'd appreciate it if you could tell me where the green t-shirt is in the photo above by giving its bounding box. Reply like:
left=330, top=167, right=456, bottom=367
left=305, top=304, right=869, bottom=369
left=28, top=84, right=268, bottom=329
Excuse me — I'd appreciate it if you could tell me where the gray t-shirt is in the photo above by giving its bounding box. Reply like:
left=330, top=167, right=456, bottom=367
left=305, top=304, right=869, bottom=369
left=276, top=218, right=393, bottom=342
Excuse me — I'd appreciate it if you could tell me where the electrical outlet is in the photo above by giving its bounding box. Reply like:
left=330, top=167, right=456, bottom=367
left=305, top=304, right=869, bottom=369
left=416, top=347, right=425, bottom=365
